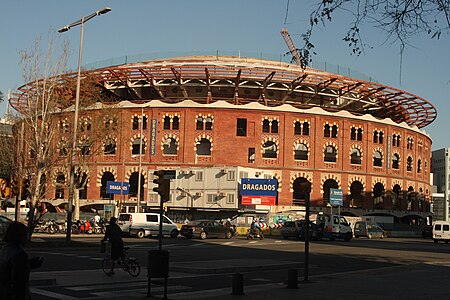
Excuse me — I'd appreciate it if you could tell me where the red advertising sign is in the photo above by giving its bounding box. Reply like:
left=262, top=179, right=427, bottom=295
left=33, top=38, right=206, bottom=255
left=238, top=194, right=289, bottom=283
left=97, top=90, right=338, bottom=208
left=241, top=196, right=276, bottom=206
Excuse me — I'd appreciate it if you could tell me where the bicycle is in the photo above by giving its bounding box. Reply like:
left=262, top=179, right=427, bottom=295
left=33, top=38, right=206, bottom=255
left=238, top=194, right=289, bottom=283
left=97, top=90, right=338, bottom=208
left=102, top=244, right=141, bottom=277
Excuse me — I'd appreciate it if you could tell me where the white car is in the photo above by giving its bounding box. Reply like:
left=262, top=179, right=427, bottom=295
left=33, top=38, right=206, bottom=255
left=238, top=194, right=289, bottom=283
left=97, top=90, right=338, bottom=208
left=117, top=213, right=179, bottom=238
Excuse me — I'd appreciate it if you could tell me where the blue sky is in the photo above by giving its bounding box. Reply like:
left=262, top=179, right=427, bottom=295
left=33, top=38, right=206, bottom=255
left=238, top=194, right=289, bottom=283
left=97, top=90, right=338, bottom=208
left=1, top=0, right=449, bottom=150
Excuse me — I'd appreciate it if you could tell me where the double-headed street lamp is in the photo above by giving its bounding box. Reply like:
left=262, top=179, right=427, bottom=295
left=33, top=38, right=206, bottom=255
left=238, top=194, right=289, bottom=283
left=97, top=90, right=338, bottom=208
left=58, top=7, right=111, bottom=242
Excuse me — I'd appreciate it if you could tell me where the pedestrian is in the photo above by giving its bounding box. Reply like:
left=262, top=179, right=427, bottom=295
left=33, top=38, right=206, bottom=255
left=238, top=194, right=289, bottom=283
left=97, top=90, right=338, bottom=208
left=0, top=221, right=43, bottom=299
left=101, top=217, right=124, bottom=276
left=94, top=213, right=101, bottom=225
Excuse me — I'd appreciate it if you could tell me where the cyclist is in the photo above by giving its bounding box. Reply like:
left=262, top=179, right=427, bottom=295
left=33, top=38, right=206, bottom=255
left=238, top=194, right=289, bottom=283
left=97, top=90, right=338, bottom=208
left=101, top=217, right=124, bottom=276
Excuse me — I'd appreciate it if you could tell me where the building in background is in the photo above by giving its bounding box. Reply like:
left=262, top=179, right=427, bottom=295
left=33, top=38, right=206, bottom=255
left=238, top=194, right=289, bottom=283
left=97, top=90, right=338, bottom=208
left=432, top=148, right=449, bottom=221
left=9, top=54, right=436, bottom=225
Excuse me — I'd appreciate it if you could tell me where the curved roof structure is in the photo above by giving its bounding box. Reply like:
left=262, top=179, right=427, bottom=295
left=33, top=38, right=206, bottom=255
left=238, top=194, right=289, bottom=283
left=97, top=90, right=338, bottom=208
left=10, top=56, right=437, bottom=128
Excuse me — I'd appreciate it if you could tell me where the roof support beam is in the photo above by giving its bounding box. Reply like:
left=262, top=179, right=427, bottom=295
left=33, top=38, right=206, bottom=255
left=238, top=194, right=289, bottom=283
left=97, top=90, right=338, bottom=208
left=259, top=71, right=276, bottom=104
left=108, top=70, right=141, bottom=99
left=171, top=68, right=189, bottom=99
left=281, top=74, right=308, bottom=102
left=234, top=69, right=241, bottom=104
left=205, top=68, right=212, bottom=104
left=138, top=69, right=165, bottom=99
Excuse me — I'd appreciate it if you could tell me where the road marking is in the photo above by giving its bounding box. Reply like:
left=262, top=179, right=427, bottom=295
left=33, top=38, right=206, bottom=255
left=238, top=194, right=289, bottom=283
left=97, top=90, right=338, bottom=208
left=220, top=242, right=235, bottom=245
left=68, top=281, right=147, bottom=291
left=31, top=288, right=79, bottom=300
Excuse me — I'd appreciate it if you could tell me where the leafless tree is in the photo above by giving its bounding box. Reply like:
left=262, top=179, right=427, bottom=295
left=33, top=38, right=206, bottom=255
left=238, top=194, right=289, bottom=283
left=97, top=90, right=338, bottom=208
left=298, top=0, right=450, bottom=65
left=13, top=35, right=118, bottom=237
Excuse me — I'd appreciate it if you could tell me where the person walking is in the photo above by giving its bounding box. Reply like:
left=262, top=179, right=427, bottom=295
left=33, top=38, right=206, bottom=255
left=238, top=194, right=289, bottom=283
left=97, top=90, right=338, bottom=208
left=0, top=221, right=43, bottom=299
left=101, top=217, right=124, bottom=276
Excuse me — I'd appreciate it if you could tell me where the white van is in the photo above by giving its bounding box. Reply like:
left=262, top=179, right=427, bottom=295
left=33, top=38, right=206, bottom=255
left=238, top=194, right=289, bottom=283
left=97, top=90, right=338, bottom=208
left=118, top=213, right=179, bottom=239
left=432, top=221, right=450, bottom=244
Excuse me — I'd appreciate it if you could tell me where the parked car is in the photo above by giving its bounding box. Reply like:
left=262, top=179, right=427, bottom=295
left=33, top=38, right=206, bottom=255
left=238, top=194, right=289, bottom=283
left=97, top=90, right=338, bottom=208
left=0, top=215, right=13, bottom=238
left=281, top=220, right=322, bottom=241
left=117, top=213, right=179, bottom=238
left=422, top=225, right=433, bottom=238
left=354, top=221, right=386, bottom=239
left=432, top=221, right=450, bottom=243
left=180, top=220, right=234, bottom=239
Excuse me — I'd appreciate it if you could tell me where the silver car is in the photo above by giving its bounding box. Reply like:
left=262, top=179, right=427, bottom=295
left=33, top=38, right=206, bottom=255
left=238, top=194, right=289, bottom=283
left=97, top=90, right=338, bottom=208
left=354, top=221, right=386, bottom=239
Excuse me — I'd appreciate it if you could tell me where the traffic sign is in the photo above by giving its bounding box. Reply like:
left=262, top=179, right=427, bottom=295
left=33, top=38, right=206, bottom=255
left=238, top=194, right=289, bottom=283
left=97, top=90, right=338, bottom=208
left=106, top=181, right=129, bottom=194
left=330, top=188, right=343, bottom=206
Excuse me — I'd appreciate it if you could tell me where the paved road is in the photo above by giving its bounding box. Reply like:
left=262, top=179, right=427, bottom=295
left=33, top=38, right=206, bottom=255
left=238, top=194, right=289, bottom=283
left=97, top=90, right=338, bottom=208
left=26, top=234, right=449, bottom=299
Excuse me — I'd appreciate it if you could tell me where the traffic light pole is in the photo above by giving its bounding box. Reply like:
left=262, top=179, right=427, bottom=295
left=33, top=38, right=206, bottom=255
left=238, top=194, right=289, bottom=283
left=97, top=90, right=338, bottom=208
left=304, top=191, right=310, bottom=282
left=158, top=192, right=164, bottom=251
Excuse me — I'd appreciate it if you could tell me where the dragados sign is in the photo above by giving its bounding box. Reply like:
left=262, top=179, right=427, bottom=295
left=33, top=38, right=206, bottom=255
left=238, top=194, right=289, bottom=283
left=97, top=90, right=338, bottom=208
left=240, top=178, right=278, bottom=205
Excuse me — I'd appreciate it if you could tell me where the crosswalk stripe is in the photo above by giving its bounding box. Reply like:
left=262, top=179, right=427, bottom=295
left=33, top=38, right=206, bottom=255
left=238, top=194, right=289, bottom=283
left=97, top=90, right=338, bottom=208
left=31, top=288, right=80, bottom=300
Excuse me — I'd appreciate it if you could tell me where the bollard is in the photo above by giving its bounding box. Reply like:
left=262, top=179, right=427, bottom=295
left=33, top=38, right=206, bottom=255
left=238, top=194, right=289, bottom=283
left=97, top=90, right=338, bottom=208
left=232, top=273, right=244, bottom=295
left=287, top=269, right=298, bottom=289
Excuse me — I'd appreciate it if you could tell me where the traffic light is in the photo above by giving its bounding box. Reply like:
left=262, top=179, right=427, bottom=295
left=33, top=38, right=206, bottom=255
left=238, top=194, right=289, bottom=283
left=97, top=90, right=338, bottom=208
left=298, top=182, right=311, bottom=193
left=153, top=170, right=170, bottom=202
left=10, top=178, right=19, bottom=196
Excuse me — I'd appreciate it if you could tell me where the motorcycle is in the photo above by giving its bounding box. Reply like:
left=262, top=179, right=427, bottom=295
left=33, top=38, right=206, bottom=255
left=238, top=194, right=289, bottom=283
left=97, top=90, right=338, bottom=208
left=246, top=228, right=264, bottom=240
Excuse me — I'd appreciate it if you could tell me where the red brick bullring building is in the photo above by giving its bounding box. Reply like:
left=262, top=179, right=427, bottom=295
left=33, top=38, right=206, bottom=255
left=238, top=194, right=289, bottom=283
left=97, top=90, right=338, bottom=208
left=10, top=56, right=436, bottom=223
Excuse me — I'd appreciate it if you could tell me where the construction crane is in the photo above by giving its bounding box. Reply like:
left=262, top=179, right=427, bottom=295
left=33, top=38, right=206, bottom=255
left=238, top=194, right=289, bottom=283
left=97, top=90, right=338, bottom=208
left=280, top=27, right=304, bottom=68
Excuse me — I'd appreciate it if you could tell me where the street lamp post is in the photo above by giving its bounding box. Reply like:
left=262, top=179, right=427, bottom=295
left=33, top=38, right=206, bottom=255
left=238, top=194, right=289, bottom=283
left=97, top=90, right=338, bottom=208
left=58, top=7, right=111, bottom=242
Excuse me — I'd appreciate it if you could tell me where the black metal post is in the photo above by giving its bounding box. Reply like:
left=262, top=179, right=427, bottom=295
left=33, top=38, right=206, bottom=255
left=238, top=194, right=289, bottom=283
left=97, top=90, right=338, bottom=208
left=159, top=197, right=163, bottom=251
left=304, top=192, right=310, bottom=282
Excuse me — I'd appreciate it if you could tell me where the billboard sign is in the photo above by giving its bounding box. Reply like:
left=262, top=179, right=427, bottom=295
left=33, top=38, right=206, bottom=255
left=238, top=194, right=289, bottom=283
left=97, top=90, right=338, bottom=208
left=240, top=178, right=278, bottom=205
left=150, top=118, right=157, bottom=155
left=107, top=181, right=129, bottom=195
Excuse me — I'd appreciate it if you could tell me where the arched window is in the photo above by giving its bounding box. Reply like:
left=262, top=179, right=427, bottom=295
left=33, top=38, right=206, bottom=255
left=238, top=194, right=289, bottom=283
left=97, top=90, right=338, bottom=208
left=373, top=151, right=382, bottom=167
left=129, top=172, right=144, bottom=200
left=163, top=138, right=178, bottom=155
left=59, top=140, right=68, bottom=157
left=373, top=131, right=379, bottom=143
left=407, top=156, right=413, bottom=172
left=324, top=145, right=337, bottom=162
left=302, top=122, right=309, bottom=135
left=196, top=117, right=204, bottom=130
left=196, top=138, right=211, bottom=156
left=324, top=124, right=330, bottom=137
left=132, top=116, right=139, bottom=130
left=271, top=120, right=279, bottom=133
left=100, top=172, right=114, bottom=200
left=373, top=182, right=385, bottom=209
left=205, top=117, right=213, bottom=130
left=142, top=116, right=147, bottom=130
left=392, top=184, right=401, bottom=210
left=417, top=159, right=422, bottom=173
left=323, top=179, right=339, bottom=206
left=172, top=116, right=180, bottom=130
left=80, top=139, right=90, bottom=156
left=163, top=116, right=171, bottom=130
left=104, top=138, right=116, bottom=155
left=350, top=127, right=356, bottom=140
left=294, top=143, right=308, bottom=161
left=55, top=173, right=65, bottom=199
left=379, top=132, right=384, bottom=144
left=357, top=128, right=363, bottom=141
left=262, top=119, right=270, bottom=133
left=350, top=148, right=362, bottom=165
left=349, top=181, right=364, bottom=208
left=392, top=153, right=400, bottom=169
left=331, top=125, right=338, bottom=138
left=262, top=141, right=277, bottom=159
left=294, top=121, right=301, bottom=135
left=132, top=138, right=145, bottom=155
